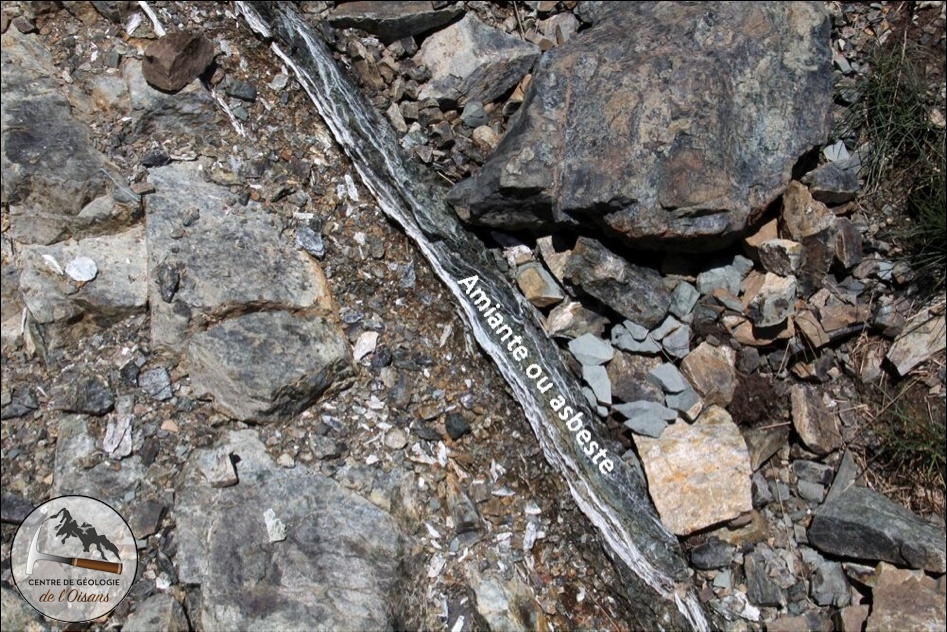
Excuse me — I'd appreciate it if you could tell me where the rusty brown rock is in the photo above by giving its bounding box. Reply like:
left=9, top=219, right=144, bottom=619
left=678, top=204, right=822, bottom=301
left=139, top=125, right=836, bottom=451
left=142, top=32, right=215, bottom=92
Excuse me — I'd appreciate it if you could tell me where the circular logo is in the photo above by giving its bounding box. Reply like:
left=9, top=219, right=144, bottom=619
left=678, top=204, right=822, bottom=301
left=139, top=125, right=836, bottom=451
left=10, top=495, right=138, bottom=623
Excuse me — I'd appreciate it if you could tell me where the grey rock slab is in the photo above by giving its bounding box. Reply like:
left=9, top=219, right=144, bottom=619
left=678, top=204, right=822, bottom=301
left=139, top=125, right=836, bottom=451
left=665, top=387, right=702, bottom=422
left=661, top=324, right=691, bottom=360
left=649, top=315, right=682, bottom=341
left=647, top=363, right=688, bottom=393
left=145, top=162, right=335, bottom=352
left=792, top=460, right=835, bottom=486
left=885, top=308, right=946, bottom=376
left=801, top=547, right=851, bottom=607
left=449, top=2, right=832, bottom=251
left=141, top=32, right=215, bottom=92
left=188, top=311, right=354, bottom=423
left=745, top=544, right=789, bottom=607
left=751, top=471, right=774, bottom=508
left=696, top=265, right=743, bottom=297
left=567, top=333, right=614, bottom=366
left=581, top=364, right=611, bottom=406
left=123, top=593, right=188, bottom=632
left=668, top=281, right=700, bottom=319
left=177, top=430, right=405, bottom=631
left=622, top=319, right=651, bottom=342
left=19, top=226, right=148, bottom=356
left=613, top=400, right=678, bottom=422
left=809, top=486, right=946, bottom=573
left=563, top=238, right=672, bottom=329
left=825, top=449, right=860, bottom=504
left=460, top=100, right=488, bottom=128
left=622, top=416, right=669, bottom=439
left=417, top=13, right=539, bottom=107
left=611, top=324, right=661, bottom=354
left=328, top=1, right=465, bottom=44
left=797, top=479, right=826, bottom=503
left=1, top=29, right=110, bottom=245
left=616, top=401, right=676, bottom=437
left=801, top=158, right=861, bottom=205
left=731, top=254, right=755, bottom=278
left=634, top=406, right=752, bottom=535
left=690, top=538, right=733, bottom=570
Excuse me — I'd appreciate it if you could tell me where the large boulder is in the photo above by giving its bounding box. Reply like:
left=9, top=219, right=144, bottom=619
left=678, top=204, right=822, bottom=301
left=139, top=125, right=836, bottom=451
left=177, top=430, right=406, bottom=631
left=1, top=28, right=111, bottom=244
left=449, top=2, right=833, bottom=251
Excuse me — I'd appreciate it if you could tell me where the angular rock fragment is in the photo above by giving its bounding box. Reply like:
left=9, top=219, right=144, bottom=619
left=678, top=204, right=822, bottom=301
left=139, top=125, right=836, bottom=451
left=544, top=300, right=607, bottom=339
left=745, top=273, right=797, bottom=328
left=328, top=1, right=464, bottom=44
left=801, top=158, right=861, bottom=205
left=745, top=543, right=790, bottom=607
left=866, top=563, right=947, bottom=631
left=563, top=237, right=671, bottom=328
left=607, top=352, right=663, bottom=403
left=809, top=486, right=946, bottom=573
left=834, top=217, right=863, bottom=269
left=648, top=363, right=688, bottom=394
left=668, top=281, right=700, bottom=319
left=791, top=385, right=841, bottom=455
left=581, top=365, right=611, bottom=405
left=680, top=342, right=736, bottom=407
left=567, top=333, right=614, bottom=366
left=141, top=32, right=215, bottom=92
left=665, top=387, right=702, bottom=422
left=515, top=262, right=564, bottom=308
left=635, top=406, right=752, bottom=535
left=615, top=401, right=677, bottom=438
left=416, top=14, right=539, bottom=107
left=885, top=307, right=946, bottom=376
left=781, top=181, right=838, bottom=291
left=759, top=239, right=803, bottom=276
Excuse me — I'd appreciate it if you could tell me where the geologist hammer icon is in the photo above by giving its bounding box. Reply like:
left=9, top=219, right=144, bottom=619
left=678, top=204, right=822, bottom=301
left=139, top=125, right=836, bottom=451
left=26, top=520, right=123, bottom=575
